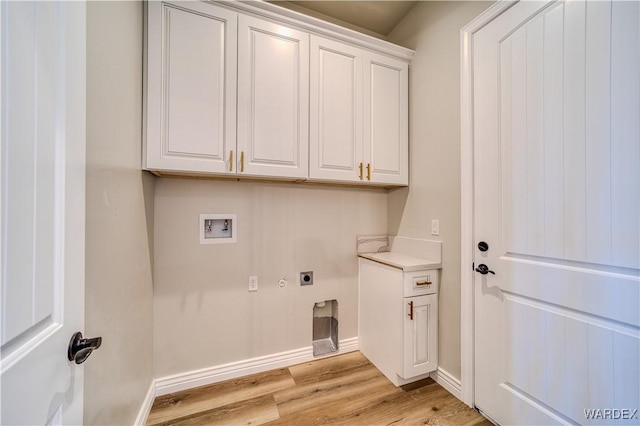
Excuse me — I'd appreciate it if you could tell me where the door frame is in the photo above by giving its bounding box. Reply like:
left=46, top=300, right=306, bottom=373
left=459, top=0, right=517, bottom=408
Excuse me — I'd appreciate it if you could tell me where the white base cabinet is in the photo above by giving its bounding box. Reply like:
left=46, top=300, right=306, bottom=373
left=358, top=257, right=438, bottom=386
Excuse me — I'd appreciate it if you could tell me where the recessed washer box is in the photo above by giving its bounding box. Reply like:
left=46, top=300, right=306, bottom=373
left=200, top=214, right=237, bottom=244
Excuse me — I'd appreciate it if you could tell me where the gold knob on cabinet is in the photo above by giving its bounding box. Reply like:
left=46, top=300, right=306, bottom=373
left=229, top=150, right=234, bottom=172
left=240, top=151, right=245, bottom=172
left=366, top=163, right=371, bottom=180
left=359, top=162, right=363, bottom=180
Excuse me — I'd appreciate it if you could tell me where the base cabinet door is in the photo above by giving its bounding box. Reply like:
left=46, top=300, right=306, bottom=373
left=402, top=294, right=438, bottom=379
left=237, top=15, right=309, bottom=178
left=145, top=1, right=237, bottom=173
left=364, top=52, right=408, bottom=185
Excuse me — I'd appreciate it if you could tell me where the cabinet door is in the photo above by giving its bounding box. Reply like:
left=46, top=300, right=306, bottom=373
left=237, top=15, right=309, bottom=178
left=363, top=52, right=408, bottom=185
left=309, top=36, right=363, bottom=182
left=145, top=2, right=237, bottom=173
left=402, top=294, right=437, bottom=379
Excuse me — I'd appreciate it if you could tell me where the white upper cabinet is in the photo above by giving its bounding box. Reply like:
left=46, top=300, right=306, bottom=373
left=237, top=15, right=309, bottom=179
left=144, top=1, right=411, bottom=185
left=309, top=36, right=363, bottom=182
left=145, top=2, right=237, bottom=174
left=364, top=52, right=409, bottom=186
left=310, top=36, right=408, bottom=185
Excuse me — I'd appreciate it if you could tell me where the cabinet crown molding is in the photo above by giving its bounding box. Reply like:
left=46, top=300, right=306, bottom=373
left=212, top=0, right=415, bottom=61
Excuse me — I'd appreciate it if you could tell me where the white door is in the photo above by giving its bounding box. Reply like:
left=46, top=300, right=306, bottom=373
left=145, top=1, right=237, bottom=174
left=1, top=2, right=87, bottom=424
left=474, top=1, right=639, bottom=425
left=237, top=14, right=309, bottom=179
left=309, top=35, right=363, bottom=183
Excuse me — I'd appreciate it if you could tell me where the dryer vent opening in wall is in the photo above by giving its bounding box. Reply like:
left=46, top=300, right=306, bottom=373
left=313, top=300, right=338, bottom=357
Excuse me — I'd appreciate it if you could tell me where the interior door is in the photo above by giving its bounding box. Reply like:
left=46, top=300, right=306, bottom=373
left=1, top=2, right=87, bottom=424
left=473, top=1, right=639, bottom=424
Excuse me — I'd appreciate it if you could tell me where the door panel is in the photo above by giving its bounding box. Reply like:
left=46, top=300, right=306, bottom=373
left=562, top=0, right=587, bottom=263
left=499, top=0, right=639, bottom=268
left=237, top=15, right=309, bottom=178
left=309, top=36, right=362, bottom=182
left=145, top=1, right=237, bottom=173
left=1, top=1, right=85, bottom=424
left=474, top=1, right=639, bottom=424
left=363, top=52, right=408, bottom=185
left=610, top=1, right=640, bottom=268
left=541, top=3, right=564, bottom=259
left=166, top=8, right=227, bottom=159
left=402, top=294, right=437, bottom=379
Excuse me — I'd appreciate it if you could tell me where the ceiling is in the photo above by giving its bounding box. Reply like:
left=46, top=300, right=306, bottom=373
left=268, top=1, right=418, bottom=38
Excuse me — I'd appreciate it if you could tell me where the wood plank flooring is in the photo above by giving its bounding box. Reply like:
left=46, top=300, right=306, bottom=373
left=147, top=351, right=491, bottom=426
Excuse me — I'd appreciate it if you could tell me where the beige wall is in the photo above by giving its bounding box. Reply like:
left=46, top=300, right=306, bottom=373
left=85, top=2, right=155, bottom=424
left=81, top=1, right=491, bottom=411
left=387, top=1, right=492, bottom=380
left=153, top=179, right=387, bottom=377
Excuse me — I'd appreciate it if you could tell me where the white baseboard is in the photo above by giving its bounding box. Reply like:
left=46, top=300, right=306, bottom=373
left=430, top=367, right=462, bottom=401
left=155, top=337, right=359, bottom=396
left=133, top=380, right=156, bottom=426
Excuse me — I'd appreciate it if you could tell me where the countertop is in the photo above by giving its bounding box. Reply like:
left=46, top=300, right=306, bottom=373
left=358, top=252, right=441, bottom=272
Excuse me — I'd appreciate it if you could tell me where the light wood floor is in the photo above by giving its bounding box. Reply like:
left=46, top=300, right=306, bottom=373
left=147, top=351, right=491, bottom=426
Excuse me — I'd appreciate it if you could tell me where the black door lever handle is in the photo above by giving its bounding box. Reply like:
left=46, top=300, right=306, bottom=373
left=68, top=332, right=102, bottom=364
left=475, top=264, right=495, bottom=275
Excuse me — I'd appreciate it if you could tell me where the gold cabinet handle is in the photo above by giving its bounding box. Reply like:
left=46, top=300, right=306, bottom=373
left=408, top=300, right=414, bottom=320
left=416, top=280, right=432, bottom=286
left=359, top=162, right=363, bottom=180
left=240, top=151, right=245, bottom=172
left=366, top=163, right=371, bottom=181
left=229, top=150, right=234, bottom=172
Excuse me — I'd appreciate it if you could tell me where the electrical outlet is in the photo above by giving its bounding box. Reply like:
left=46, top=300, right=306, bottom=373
left=248, top=276, right=258, bottom=292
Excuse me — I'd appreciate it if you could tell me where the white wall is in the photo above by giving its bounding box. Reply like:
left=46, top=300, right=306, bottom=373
left=85, top=2, right=155, bottom=424
left=387, top=1, right=492, bottom=380
left=153, top=179, right=387, bottom=377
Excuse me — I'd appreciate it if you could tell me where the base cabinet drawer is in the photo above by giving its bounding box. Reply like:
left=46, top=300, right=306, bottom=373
left=403, top=269, right=439, bottom=297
